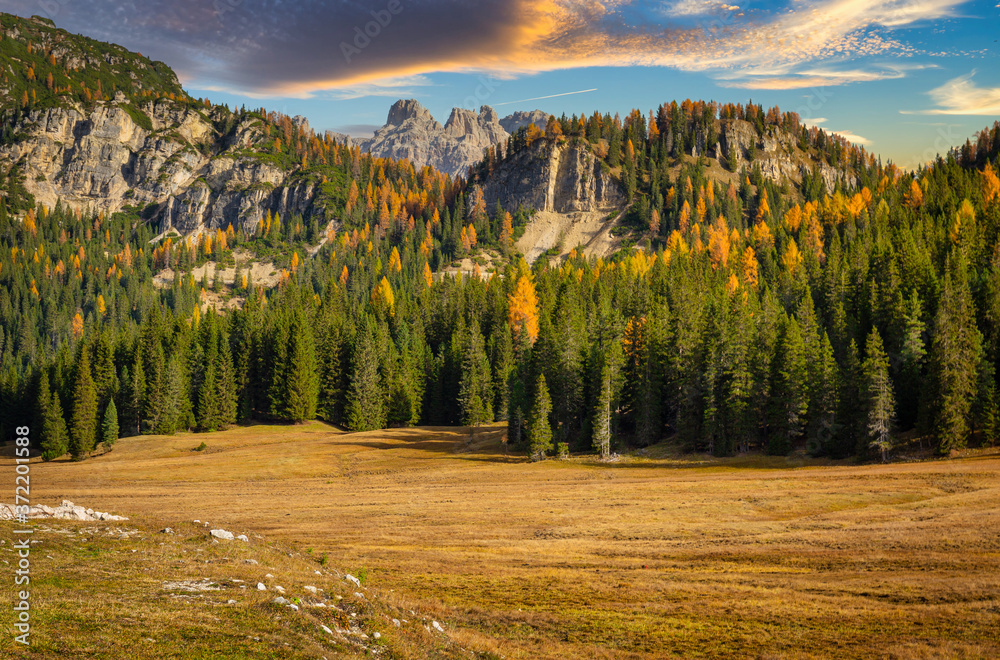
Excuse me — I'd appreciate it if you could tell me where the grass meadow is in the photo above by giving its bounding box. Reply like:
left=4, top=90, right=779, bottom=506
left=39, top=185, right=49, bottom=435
left=4, top=422, right=999, bottom=658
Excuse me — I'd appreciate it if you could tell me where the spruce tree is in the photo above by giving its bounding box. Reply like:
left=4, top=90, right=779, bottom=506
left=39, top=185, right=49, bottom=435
left=768, top=316, right=808, bottom=455
left=507, top=329, right=532, bottom=448
left=101, top=399, right=118, bottom=450
left=123, top=353, right=145, bottom=436
left=930, top=260, right=982, bottom=453
left=528, top=374, right=553, bottom=461
left=347, top=322, right=386, bottom=431
left=283, top=313, right=319, bottom=422
left=593, top=362, right=612, bottom=459
left=863, top=329, right=895, bottom=462
left=458, top=322, right=493, bottom=432
left=38, top=372, right=69, bottom=461
left=69, top=348, right=98, bottom=459
left=807, top=332, right=840, bottom=456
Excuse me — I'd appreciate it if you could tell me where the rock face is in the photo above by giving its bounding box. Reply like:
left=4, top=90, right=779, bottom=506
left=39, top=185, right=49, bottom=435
left=499, top=110, right=549, bottom=135
left=472, top=138, right=622, bottom=214
left=0, top=97, right=324, bottom=234
left=718, top=119, right=857, bottom=190
left=358, top=99, right=508, bottom=178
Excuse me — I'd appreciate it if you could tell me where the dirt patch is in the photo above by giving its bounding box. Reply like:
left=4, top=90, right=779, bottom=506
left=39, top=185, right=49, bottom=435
left=516, top=207, right=625, bottom=264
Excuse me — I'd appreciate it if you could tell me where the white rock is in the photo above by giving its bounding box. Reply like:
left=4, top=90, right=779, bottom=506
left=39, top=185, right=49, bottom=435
left=289, top=603, right=299, bottom=611
left=257, top=583, right=266, bottom=591
left=273, top=596, right=289, bottom=605
left=432, top=621, right=444, bottom=633
left=236, top=534, right=249, bottom=542
left=265, top=573, right=274, bottom=578
left=321, top=625, right=334, bottom=635
left=345, top=574, right=361, bottom=587
left=227, top=599, right=237, bottom=604
left=373, top=632, right=381, bottom=640
left=392, top=619, right=400, bottom=627
left=304, top=586, right=318, bottom=594
left=274, top=586, right=285, bottom=593
left=210, top=529, right=234, bottom=541
left=194, top=520, right=201, bottom=524
left=354, top=592, right=365, bottom=599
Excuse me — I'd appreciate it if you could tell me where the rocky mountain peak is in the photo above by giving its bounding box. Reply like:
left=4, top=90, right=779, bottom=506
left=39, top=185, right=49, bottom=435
left=386, top=99, right=435, bottom=127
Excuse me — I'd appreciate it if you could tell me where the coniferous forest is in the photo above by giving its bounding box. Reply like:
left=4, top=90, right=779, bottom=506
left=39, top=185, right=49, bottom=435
left=2, top=84, right=1000, bottom=462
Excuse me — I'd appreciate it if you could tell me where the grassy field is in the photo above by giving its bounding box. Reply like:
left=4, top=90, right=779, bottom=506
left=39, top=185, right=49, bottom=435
left=4, top=422, right=1000, bottom=658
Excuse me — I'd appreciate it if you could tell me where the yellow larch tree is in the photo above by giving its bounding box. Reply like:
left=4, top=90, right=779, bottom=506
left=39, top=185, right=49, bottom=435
left=508, top=271, right=540, bottom=342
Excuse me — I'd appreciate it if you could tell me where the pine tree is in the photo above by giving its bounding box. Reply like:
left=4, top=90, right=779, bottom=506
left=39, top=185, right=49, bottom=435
left=897, top=291, right=927, bottom=430
left=317, top=314, right=346, bottom=423
left=593, top=362, right=612, bottom=459
left=973, top=354, right=998, bottom=446
left=458, top=322, right=493, bottom=432
left=930, top=260, right=982, bottom=453
left=528, top=374, right=553, bottom=461
left=768, top=316, right=808, bottom=455
left=506, top=327, right=533, bottom=448
left=38, top=372, right=69, bottom=461
left=283, top=313, right=319, bottom=422
left=70, top=348, right=98, bottom=459
left=838, top=339, right=866, bottom=458
left=863, top=329, right=895, bottom=462
left=101, top=399, right=119, bottom=450
left=123, top=354, right=145, bottom=436
left=347, top=321, right=386, bottom=431
left=807, top=332, right=840, bottom=456
left=489, top=322, right=513, bottom=422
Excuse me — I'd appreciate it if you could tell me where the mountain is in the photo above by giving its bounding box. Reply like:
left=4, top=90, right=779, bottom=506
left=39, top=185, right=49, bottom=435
left=333, top=99, right=548, bottom=179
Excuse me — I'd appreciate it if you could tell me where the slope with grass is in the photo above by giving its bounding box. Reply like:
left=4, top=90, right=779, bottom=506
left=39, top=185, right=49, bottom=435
left=6, top=423, right=999, bottom=659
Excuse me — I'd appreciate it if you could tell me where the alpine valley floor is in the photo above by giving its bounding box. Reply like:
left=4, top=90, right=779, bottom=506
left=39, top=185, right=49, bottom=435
left=6, top=422, right=1000, bottom=659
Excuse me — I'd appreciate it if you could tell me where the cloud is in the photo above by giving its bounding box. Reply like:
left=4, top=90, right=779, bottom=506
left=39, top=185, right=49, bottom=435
left=904, top=71, right=1000, bottom=115
left=830, top=129, right=872, bottom=145
left=13, top=0, right=969, bottom=97
left=662, top=1, right=741, bottom=17
left=323, top=76, right=436, bottom=102
left=329, top=124, right=382, bottom=138
left=718, top=64, right=930, bottom=90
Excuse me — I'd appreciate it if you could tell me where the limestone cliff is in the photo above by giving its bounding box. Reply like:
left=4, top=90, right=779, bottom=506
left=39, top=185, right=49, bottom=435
left=0, top=95, right=324, bottom=233
left=472, top=138, right=622, bottom=215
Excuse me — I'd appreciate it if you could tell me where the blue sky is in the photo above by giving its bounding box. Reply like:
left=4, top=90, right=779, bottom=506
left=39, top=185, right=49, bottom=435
left=6, top=0, right=999, bottom=168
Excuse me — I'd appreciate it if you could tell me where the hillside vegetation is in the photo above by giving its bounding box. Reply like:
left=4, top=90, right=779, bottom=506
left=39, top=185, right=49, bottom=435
left=1, top=11, right=1000, bottom=463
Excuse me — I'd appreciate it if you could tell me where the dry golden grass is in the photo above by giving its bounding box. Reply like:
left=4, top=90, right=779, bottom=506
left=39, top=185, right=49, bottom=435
left=6, top=422, right=1000, bottom=659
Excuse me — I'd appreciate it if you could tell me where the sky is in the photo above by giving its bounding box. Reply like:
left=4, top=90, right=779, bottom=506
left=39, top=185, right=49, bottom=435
left=5, top=0, right=999, bottom=168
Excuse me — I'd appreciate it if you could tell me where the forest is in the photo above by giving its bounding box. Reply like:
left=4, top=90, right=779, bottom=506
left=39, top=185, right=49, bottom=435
left=2, top=81, right=1000, bottom=462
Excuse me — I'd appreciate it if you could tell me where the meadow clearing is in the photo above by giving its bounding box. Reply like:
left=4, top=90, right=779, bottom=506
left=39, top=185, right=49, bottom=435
left=6, top=422, right=1000, bottom=659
